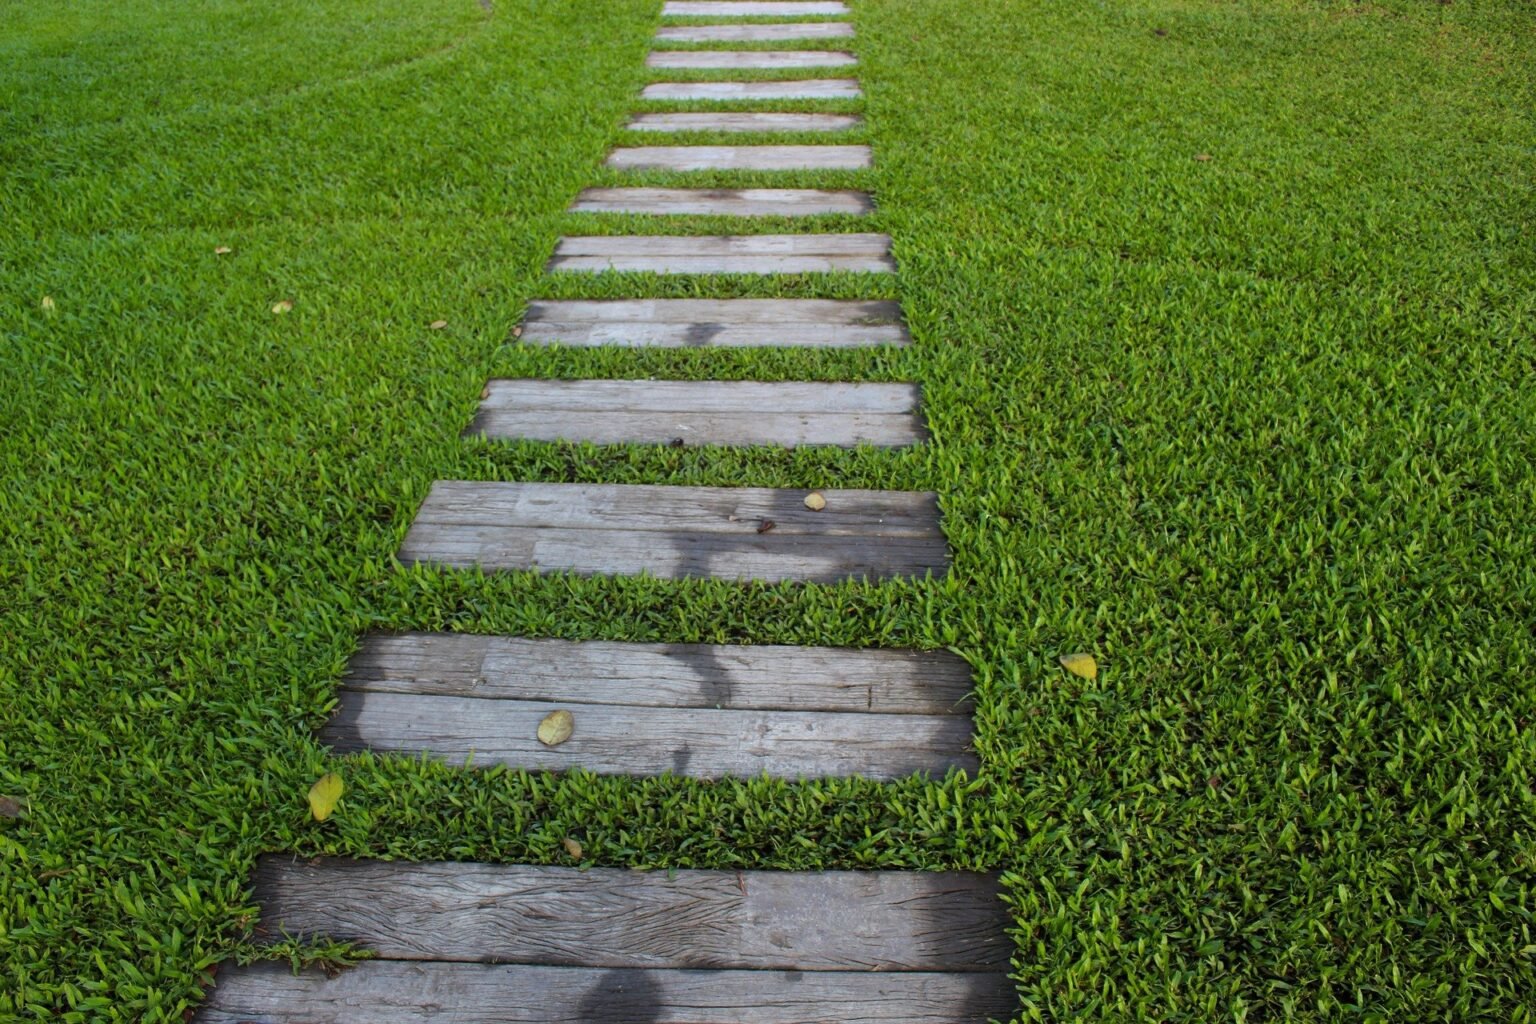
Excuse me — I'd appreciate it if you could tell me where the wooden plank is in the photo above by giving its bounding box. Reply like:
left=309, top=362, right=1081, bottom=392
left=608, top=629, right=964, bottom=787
left=548, top=233, right=894, bottom=275
left=471, top=410, right=918, bottom=447
left=626, top=112, right=862, bottom=133
left=662, top=1, right=850, bottom=15
left=343, top=634, right=975, bottom=714
left=642, top=79, right=861, bottom=100
left=476, top=380, right=917, bottom=414
left=656, top=21, right=854, bottom=41
left=249, top=859, right=1012, bottom=971
left=607, top=145, right=870, bottom=171
left=570, top=187, right=870, bottom=216
left=322, top=692, right=977, bottom=779
left=647, top=50, right=856, bottom=69
left=520, top=298, right=909, bottom=348
left=197, top=961, right=1017, bottom=1024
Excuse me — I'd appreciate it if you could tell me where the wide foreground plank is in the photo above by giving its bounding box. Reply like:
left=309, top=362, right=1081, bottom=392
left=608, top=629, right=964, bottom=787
left=642, top=79, right=860, bottom=100
left=569, top=187, right=870, bottom=216
left=520, top=298, right=909, bottom=348
left=249, top=859, right=1011, bottom=971
left=647, top=49, right=856, bottom=69
left=198, top=962, right=1017, bottom=1024
left=656, top=21, right=854, bottom=41
left=662, top=1, right=849, bottom=14
left=548, top=233, right=894, bottom=275
left=607, top=145, right=870, bottom=171
left=626, top=111, right=862, bottom=133
left=343, top=634, right=975, bottom=714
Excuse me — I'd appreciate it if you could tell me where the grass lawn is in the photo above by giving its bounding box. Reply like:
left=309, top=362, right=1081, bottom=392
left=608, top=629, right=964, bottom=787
left=3, top=0, right=1534, bottom=1019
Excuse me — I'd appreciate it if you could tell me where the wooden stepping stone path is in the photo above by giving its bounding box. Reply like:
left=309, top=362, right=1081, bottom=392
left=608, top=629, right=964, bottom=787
left=642, top=78, right=861, bottom=100
left=197, top=859, right=1014, bottom=1023
left=608, top=144, right=871, bottom=171
left=571, top=186, right=870, bottom=216
left=518, top=298, right=910, bottom=348
left=656, top=20, right=855, bottom=41
left=647, top=49, right=857, bottom=69
left=627, top=111, right=862, bottom=133
left=549, top=233, right=895, bottom=275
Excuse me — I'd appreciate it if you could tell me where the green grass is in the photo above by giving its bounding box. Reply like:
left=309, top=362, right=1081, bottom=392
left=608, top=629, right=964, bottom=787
left=3, top=0, right=1535, bottom=1020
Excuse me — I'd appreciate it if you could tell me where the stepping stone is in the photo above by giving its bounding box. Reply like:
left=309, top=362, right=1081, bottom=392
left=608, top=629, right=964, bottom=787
left=663, top=1, right=850, bottom=15
left=608, top=144, right=870, bottom=171
left=519, top=298, right=910, bottom=348
left=570, top=187, right=870, bottom=216
left=656, top=21, right=854, bottom=41
left=469, top=379, right=922, bottom=447
left=548, top=233, right=895, bottom=275
left=397, top=481, right=947, bottom=583
left=647, top=49, right=856, bottom=69
left=324, top=635, right=974, bottom=778
left=627, top=111, right=863, bottom=133
left=196, top=859, right=1014, bottom=1023
left=643, top=79, right=860, bottom=101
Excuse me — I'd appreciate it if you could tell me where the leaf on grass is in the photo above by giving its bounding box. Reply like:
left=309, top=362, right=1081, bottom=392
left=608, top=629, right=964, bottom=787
left=511, top=326, right=523, bottom=338
left=0, top=796, right=23, bottom=819
left=214, top=246, right=233, bottom=255
left=480, top=385, right=491, bottom=400
left=538, top=710, right=574, bottom=747
left=803, top=492, right=827, bottom=511
left=307, top=773, right=344, bottom=822
left=757, top=519, right=776, bottom=534
left=40, top=296, right=56, bottom=316
left=1194, top=153, right=1212, bottom=162
left=562, top=837, right=584, bottom=860
left=272, top=300, right=294, bottom=314
left=1059, top=653, right=1098, bottom=680
left=429, top=320, right=448, bottom=330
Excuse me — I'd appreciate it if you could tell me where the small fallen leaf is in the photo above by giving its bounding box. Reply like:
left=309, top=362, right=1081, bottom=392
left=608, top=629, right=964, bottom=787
left=271, top=299, right=294, bottom=314
left=562, top=837, right=584, bottom=860
left=429, top=320, right=448, bottom=330
left=669, top=437, right=686, bottom=448
left=1058, top=653, right=1098, bottom=680
left=1193, top=153, right=1212, bottom=162
left=0, top=796, right=23, bottom=819
left=40, top=296, right=57, bottom=316
left=214, top=246, right=233, bottom=255
left=307, top=773, right=344, bottom=821
left=538, top=709, right=574, bottom=747
left=757, top=519, right=776, bottom=534
left=512, top=326, right=523, bottom=338
left=480, top=385, right=491, bottom=400
left=803, top=492, right=827, bottom=511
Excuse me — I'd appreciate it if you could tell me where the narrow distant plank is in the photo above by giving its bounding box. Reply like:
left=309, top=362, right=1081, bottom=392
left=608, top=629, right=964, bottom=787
left=250, top=859, right=1011, bottom=971
left=627, top=112, right=862, bottom=133
left=198, top=962, right=1017, bottom=1024
left=343, top=634, right=974, bottom=714
left=663, top=1, right=849, bottom=14
left=548, top=233, right=894, bottom=275
left=656, top=21, right=854, bottom=41
left=570, top=187, right=870, bottom=216
left=522, top=297, right=908, bottom=348
left=608, top=145, right=870, bottom=171
left=397, top=481, right=946, bottom=582
left=647, top=50, right=856, bottom=69
left=642, top=79, right=860, bottom=101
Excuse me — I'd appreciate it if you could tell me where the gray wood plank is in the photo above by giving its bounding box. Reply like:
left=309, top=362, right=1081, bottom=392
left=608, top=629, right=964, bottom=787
left=608, top=145, right=870, bottom=171
left=662, top=1, right=849, bottom=14
left=343, top=634, right=974, bottom=714
left=197, top=962, right=1017, bottom=1024
left=322, top=692, right=977, bottom=779
left=647, top=50, right=856, bottom=69
left=570, top=187, right=870, bottom=216
left=477, top=380, right=917, bottom=414
left=249, top=859, right=1011, bottom=972
left=626, top=112, right=862, bottom=133
left=655, top=21, right=854, bottom=41
left=520, top=298, right=909, bottom=348
left=642, top=79, right=860, bottom=101
left=548, top=233, right=894, bottom=275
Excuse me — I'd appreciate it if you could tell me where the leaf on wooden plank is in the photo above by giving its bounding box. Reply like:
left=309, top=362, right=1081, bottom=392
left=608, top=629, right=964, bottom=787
left=757, top=519, right=776, bottom=534
left=562, top=837, right=584, bottom=860
left=307, top=773, right=344, bottom=822
left=214, top=246, right=233, bottom=255
left=538, top=710, right=574, bottom=747
left=272, top=300, right=294, bottom=314
left=0, top=796, right=23, bottom=819
left=1058, top=653, right=1098, bottom=680
left=430, top=320, right=448, bottom=330
left=803, top=491, right=827, bottom=511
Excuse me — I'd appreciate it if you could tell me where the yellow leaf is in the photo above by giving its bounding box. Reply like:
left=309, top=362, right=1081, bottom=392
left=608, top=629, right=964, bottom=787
left=803, top=491, right=827, bottom=511
left=214, top=246, right=233, bottom=255
left=1059, top=653, right=1098, bottom=680
left=562, top=837, right=584, bottom=860
left=271, top=299, right=293, bottom=314
left=40, top=296, right=57, bottom=316
left=429, top=320, right=448, bottom=330
left=307, top=773, right=344, bottom=821
left=538, top=710, right=574, bottom=747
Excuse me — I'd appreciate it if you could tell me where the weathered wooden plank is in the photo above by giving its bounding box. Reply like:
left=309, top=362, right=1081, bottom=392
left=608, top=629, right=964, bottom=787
left=473, top=410, right=918, bottom=447
left=477, top=380, right=917, bottom=414
left=608, top=145, right=870, bottom=171
left=548, top=233, right=894, bottom=275
left=520, top=298, right=910, bottom=348
left=642, top=79, right=860, bottom=101
left=655, top=21, right=854, bottom=41
left=570, top=187, right=870, bottom=216
left=626, top=111, right=862, bottom=133
left=250, top=859, right=1012, bottom=972
left=322, top=692, right=976, bottom=779
left=344, top=634, right=974, bottom=714
left=662, top=1, right=849, bottom=15
left=197, top=961, right=1017, bottom=1024
left=647, top=50, right=856, bottom=69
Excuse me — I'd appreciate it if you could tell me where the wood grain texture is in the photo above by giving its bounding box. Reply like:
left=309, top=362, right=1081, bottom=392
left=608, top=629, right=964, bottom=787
left=397, top=481, right=947, bottom=582
left=655, top=21, right=854, bottom=41
left=607, top=145, right=870, bottom=171
left=647, top=50, right=856, bottom=69
left=520, top=298, right=909, bottom=348
left=249, top=859, right=1012, bottom=972
left=570, top=187, right=871, bottom=216
left=343, top=634, right=975, bottom=714
left=196, top=961, right=1017, bottom=1024
left=662, top=1, right=849, bottom=14
left=642, top=79, right=860, bottom=101
left=626, top=112, right=862, bottom=133
left=548, top=234, right=894, bottom=275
